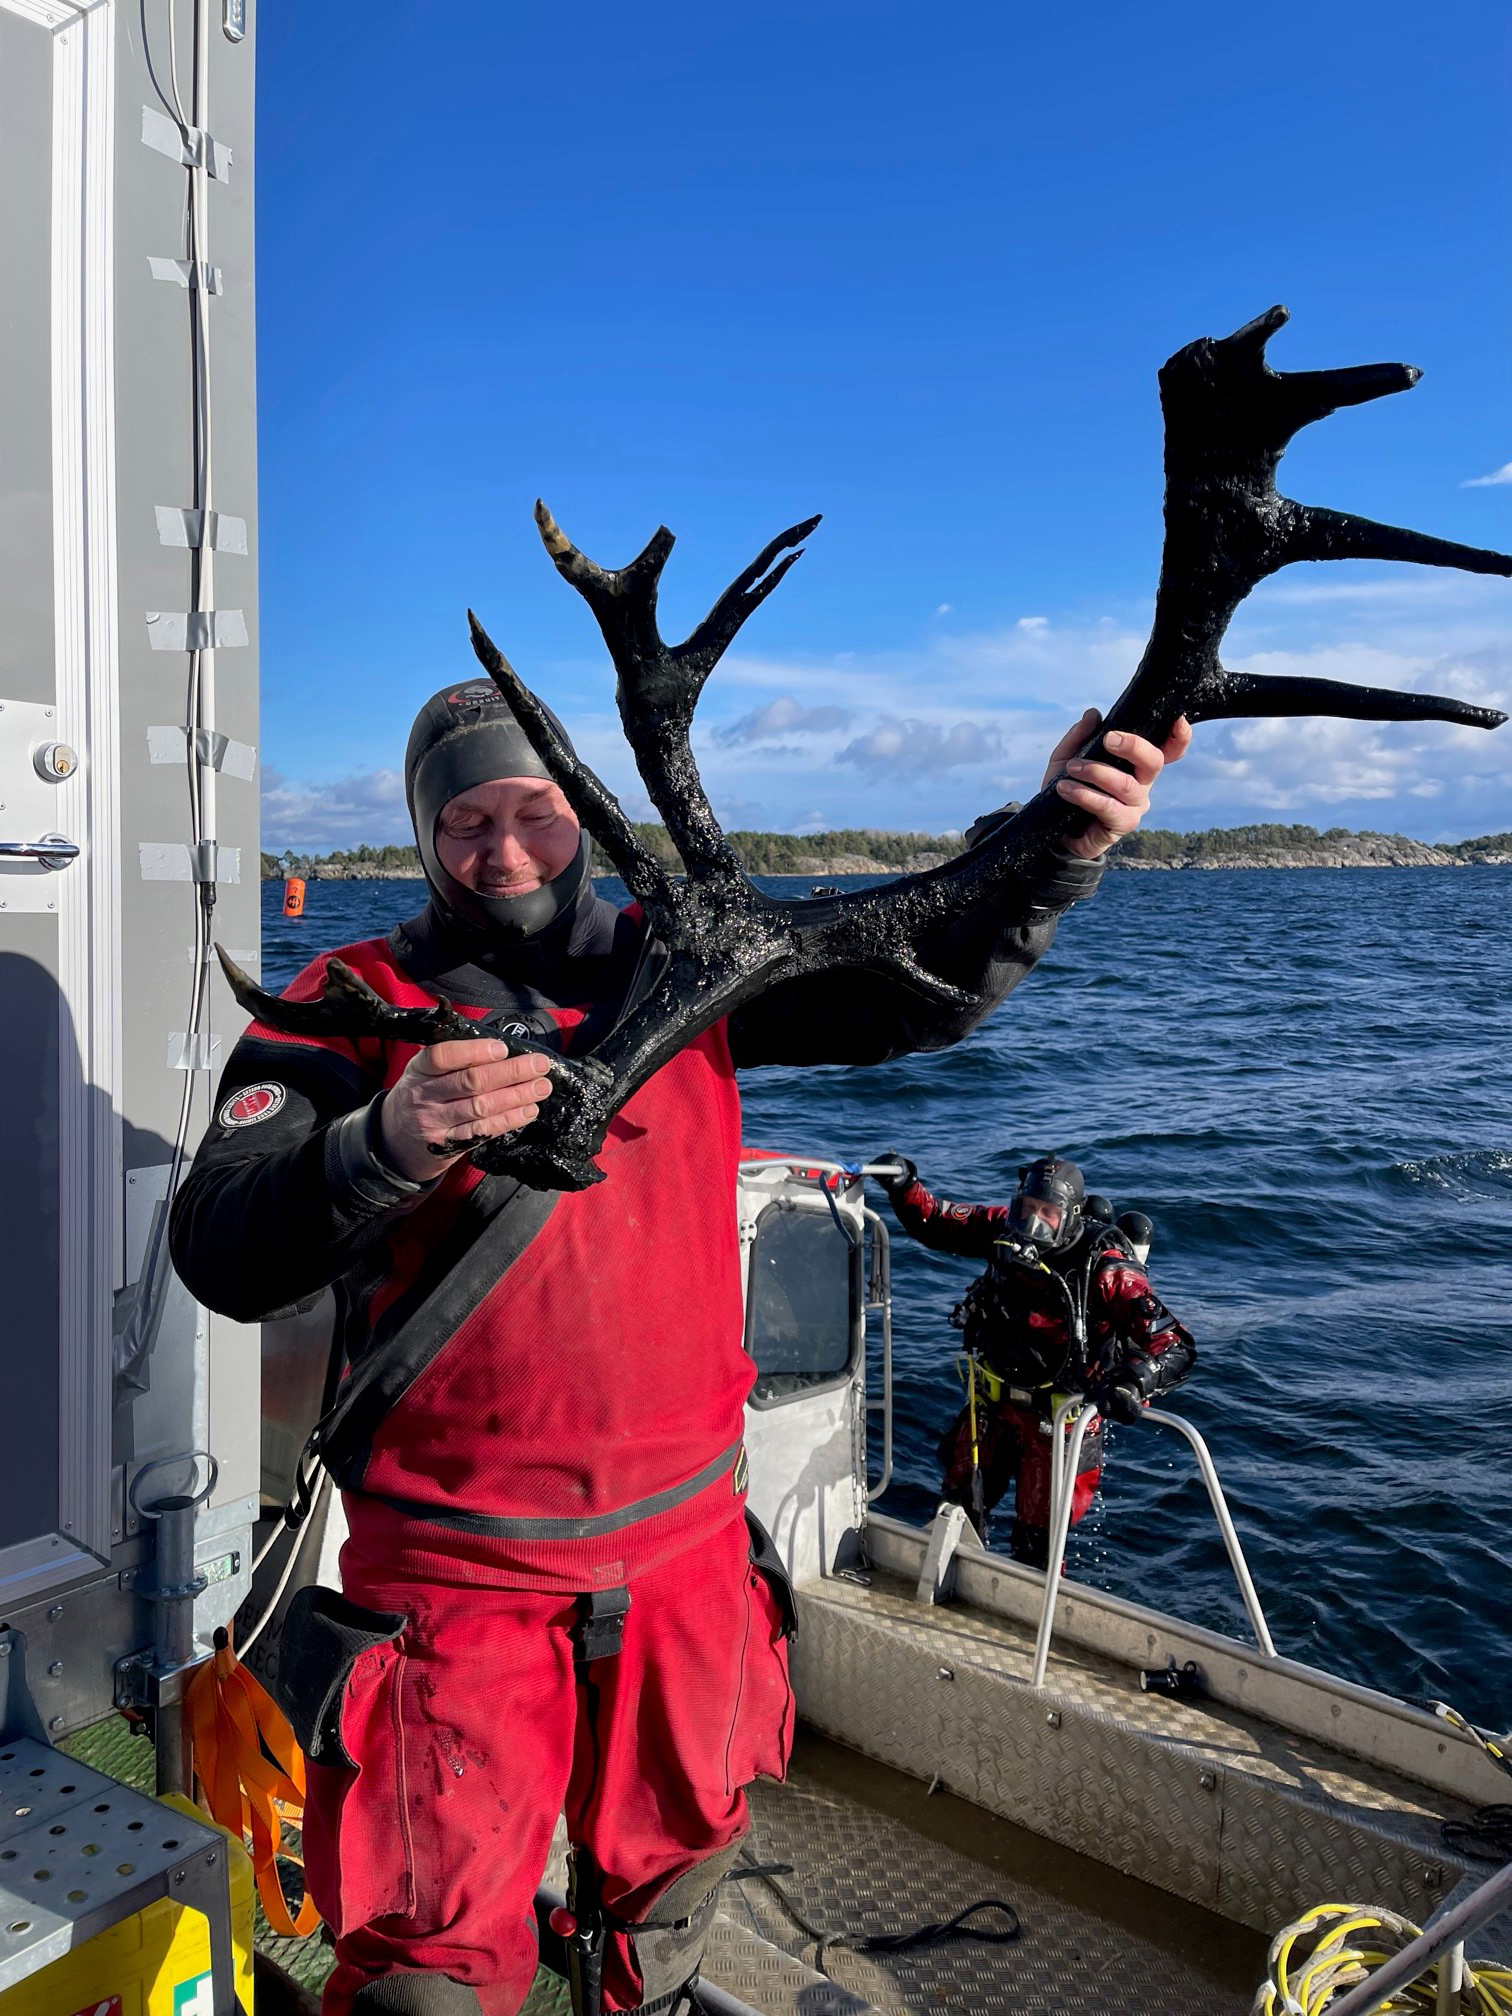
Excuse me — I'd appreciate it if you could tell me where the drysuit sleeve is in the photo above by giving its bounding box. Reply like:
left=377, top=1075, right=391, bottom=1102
left=1093, top=1258, right=1197, bottom=1399
left=168, top=1030, right=434, bottom=1326
left=887, top=1178, right=1012, bottom=1261
left=725, top=843, right=1104, bottom=1069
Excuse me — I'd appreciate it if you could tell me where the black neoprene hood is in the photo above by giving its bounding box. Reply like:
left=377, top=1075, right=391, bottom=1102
left=1010, top=1154, right=1086, bottom=1252
left=404, top=678, right=589, bottom=941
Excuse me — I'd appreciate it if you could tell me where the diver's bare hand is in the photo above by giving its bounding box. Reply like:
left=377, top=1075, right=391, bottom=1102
left=378, top=1038, right=555, bottom=1181
left=1043, top=708, right=1192, bottom=860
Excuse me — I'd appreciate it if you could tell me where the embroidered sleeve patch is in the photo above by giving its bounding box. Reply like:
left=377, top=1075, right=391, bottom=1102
left=219, top=1081, right=286, bottom=1129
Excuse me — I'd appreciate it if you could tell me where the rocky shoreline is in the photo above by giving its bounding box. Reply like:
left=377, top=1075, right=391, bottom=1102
left=1115, top=839, right=1512, bottom=871
left=273, top=846, right=1512, bottom=881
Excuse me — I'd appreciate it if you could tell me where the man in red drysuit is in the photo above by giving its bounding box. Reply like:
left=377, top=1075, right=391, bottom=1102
left=875, top=1154, right=1196, bottom=1566
left=171, top=678, right=1188, bottom=2016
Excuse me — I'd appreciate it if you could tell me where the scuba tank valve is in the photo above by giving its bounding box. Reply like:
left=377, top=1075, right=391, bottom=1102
left=1117, top=1211, right=1154, bottom=1268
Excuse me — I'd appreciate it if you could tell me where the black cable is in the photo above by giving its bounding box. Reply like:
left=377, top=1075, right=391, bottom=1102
left=857, top=1898, right=1021, bottom=1953
left=733, top=1848, right=1020, bottom=1980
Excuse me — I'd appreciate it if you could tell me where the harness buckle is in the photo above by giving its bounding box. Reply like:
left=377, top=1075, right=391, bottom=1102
left=573, top=1587, right=631, bottom=1667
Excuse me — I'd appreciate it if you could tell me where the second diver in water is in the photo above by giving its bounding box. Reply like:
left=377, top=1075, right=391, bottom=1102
left=876, top=1154, right=1196, bottom=1567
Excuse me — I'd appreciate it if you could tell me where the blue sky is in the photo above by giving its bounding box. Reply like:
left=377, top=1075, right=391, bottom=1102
left=255, top=0, right=1511, bottom=850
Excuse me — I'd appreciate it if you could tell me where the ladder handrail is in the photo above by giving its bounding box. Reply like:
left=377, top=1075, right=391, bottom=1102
left=1143, top=1407, right=1277, bottom=1659
left=1031, top=1403, right=1101, bottom=1686
left=1032, top=1399, right=1277, bottom=1685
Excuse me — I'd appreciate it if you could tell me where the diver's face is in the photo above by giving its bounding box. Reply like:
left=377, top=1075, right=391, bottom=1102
left=1009, top=1192, right=1064, bottom=1247
left=434, top=778, right=582, bottom=898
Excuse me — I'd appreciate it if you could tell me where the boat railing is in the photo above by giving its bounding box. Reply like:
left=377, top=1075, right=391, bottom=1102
left=1031, top=1396, right=1277, bottom=1687
left=861, top=1206, right=893, bottom=1500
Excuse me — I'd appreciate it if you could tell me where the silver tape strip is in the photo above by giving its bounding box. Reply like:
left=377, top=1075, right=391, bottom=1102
left=139, top=841, right=241, bottom=885
left=144, top=609, right=249, bottom=652
left=167, top=1031, right=223, bottom=1072
left=154, top=505, right=249, bottom=555
left=147, top=255, right=224, bottom=294
left=140, top=105, right=233, bottom=181
left=147, top=725, right=257, bottom=780
left=204, top=946, right=259, bottom=973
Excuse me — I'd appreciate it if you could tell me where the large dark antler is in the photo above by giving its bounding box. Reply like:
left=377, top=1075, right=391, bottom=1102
left=235, top=308, right=1509, bottom=1190
left=1105, top=304, right=1508, bottom=739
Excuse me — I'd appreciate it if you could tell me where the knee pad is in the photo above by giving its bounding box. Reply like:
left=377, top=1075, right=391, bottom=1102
left=620, top=1836, right=746, bottom=2009
left=352, top=1974, right=485, bottom=2015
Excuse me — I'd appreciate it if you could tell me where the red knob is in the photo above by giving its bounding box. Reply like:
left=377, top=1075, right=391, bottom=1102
left=548, top=1906, right=577, bottom=1939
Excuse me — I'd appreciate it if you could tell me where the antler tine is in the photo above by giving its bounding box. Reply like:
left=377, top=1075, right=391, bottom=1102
left=535, top=499, right=676, bottom=626
left=1274, top=362, right=1421, bottom=433
left=1211, top=306, right=1422, bottom=438
left=1223, top=302, right=1291, bottom=354
left=216, top=944, right=477, bottom=1044
left=680, top=515, right=822, bottom=671
left=535, top=502, right=815, bottom=887
left=1277, top=502, right=1512, bottom=581
left=1186, top=669, right=1506, bottom=730
left=466, top=612, right=676, bottom=917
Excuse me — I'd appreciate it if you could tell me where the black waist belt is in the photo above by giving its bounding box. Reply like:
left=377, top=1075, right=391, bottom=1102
left=367, top=1437, right=744, bottom=1541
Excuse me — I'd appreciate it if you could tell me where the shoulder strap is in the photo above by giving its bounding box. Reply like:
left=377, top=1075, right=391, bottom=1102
left=1088, top=1227, right=1138, bottom=1275
left=313, top=1176, right=558, bottom=1488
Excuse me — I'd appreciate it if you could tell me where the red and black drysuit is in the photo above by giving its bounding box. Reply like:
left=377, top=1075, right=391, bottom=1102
left=887, top=1178, right=1196, bottom=1566
left=170, top=854, right=1101, bottom=2015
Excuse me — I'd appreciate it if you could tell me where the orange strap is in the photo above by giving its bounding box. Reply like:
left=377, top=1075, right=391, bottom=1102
left=185, top=1637, right=322, bottom=1938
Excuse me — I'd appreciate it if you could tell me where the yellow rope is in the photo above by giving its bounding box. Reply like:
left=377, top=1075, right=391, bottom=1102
left=1253, top=1902, right=1512, bottom=2014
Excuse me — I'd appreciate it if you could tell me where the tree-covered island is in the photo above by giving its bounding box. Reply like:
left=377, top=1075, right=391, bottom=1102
left=263, top=823, right=1512, bottom=880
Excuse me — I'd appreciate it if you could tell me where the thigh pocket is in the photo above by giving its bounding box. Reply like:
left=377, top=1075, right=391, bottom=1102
left=276, top=1584, right=407, bottom=1766
left=280, top=1586, right=415, bottom=1933
left=725, top=1513, right=797, bottom=1794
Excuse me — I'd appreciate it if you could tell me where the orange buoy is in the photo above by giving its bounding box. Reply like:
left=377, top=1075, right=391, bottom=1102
left=283, top=876, right=306, bottom=918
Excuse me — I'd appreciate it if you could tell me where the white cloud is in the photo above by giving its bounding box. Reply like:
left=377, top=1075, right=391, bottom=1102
left=262, top=574, right=1512, bottom=845
left=1155, top=640, right=1512, bottom=822
left=838, top=718, right=1004, bottom=778
left=935, top=602, right=953, bottom=616
left=261, top=766, right=410, bottom=852
left=1463, top=462, right=1512, bottom=488
left=714, top=696, right=853, bottom=746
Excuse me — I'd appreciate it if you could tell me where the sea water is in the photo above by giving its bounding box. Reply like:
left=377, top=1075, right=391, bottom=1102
left=261, top=868, right=1512, bottom=1731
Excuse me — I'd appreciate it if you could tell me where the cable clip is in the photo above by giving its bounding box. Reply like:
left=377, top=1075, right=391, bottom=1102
left=140, top=106, right=233, bottom=180
left=147, top=255, right=225, bottom=294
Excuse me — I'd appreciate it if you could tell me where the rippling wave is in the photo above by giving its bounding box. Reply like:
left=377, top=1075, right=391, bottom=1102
left=263, top=867, right=1512, bottom=1729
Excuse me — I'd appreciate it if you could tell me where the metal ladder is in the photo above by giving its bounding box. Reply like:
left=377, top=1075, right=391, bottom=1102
left=1031, top=1399, right=1277, bottom=1687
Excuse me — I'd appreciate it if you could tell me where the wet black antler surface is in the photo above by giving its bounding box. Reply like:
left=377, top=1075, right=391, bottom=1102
left=229, top=309, right=1509, bottom=1190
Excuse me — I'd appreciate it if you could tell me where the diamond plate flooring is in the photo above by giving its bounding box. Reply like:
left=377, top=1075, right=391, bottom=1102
left=725, top=1742, right=1261, bottom=2015
left=792, top=1571, right=1475, bottom=1936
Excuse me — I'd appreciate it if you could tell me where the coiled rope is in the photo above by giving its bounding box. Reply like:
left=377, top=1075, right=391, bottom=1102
left=1251, top=1902, right=1512, bottom=2014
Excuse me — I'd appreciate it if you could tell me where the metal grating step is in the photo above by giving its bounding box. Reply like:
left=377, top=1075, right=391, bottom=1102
left=0, top=1736, right=236, bottom=2010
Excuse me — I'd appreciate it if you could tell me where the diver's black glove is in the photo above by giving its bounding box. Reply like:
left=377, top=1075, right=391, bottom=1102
left=874, top=1152, right=917, bottom=1197
left=963, top=802, right=1023, bottom=850
left=1092, top=1377, right=1144, bottom=1426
